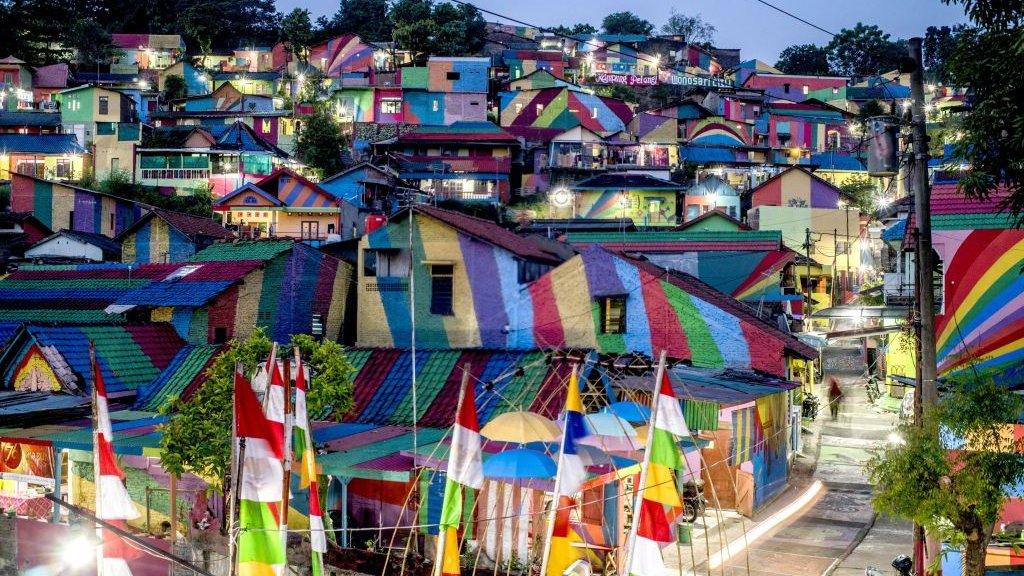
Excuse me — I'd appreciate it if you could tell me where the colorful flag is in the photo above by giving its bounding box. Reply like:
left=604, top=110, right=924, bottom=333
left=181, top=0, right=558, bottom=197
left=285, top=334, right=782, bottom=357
left=293, top=354, right=326, bottom=576
left=250, top=343, right=277, bottom=395
left=628, top=371, right=687, bottom=576
left=91, top=345, right=140, bottom=576
left=543, top=370, right=590, bottom=576
left=235, top=369, right=286, bottom=576
left=436, top=376, right=483, bottom=576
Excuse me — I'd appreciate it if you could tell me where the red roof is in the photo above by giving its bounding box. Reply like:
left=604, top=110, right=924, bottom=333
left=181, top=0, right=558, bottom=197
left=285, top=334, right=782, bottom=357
left=150, top=208, right=235, bottom=239
left=930, top=182, right=1011, bottom=215
left=413, top=205, right=568, bottom=264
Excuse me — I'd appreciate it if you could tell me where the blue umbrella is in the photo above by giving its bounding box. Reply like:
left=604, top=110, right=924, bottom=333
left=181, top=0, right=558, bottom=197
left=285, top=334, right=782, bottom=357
left=483, top=448, right=557, bottom=480
left=602, top=401, right=651, bottom=424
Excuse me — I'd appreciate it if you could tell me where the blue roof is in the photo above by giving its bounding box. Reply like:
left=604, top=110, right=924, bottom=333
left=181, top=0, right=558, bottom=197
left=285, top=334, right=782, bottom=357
left=208, top=122, right=287, bottom=155
left=882, top=218, right=907, bottom=242
left=809, top=152, right=865, bottom=171
left=115, top=280, right=234, bottom=307
left=0, top=322, right=22, bottom=347
left=0, top=134, right=86, bottom=155
left=680, top=146, right=738, bottom=163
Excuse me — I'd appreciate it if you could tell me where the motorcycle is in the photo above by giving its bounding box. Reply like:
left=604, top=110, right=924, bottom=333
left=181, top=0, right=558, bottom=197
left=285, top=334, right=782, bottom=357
left=865, top=554, right=912, bottom=576
left=681, top=479, right=707, bottom=523
left=865, top=375, right=882, bottom=403
left=801, top=393, right=820, bottom=420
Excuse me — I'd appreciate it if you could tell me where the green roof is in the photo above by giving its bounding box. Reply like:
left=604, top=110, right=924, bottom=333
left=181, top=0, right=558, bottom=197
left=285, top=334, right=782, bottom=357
left=0, top=309, right=120, bottom=323
left=932, top=213, right=1019, bottom=230
left=564, top=230, right=783, bottom=243
left=135, top=345, right=221, bottom=412
left=190, top=240, right=294, bottom=262
left=317, top=428, right=446, bottom=481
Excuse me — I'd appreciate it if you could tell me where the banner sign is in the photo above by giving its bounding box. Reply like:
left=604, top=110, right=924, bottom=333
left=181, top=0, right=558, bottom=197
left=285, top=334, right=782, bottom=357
left=594, top=73, right=659, bottom=86
left=0, top=438, right=55, bottom=488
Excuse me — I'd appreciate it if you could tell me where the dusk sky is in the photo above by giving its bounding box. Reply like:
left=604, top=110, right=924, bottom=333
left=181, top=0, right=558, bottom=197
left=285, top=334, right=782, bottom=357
left=278, top=0, right=970, bottom=61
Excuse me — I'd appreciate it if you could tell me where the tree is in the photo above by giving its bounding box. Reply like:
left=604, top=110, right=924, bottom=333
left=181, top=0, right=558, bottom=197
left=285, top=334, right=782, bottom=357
left=69, top=18, right=118, bottom=69
left=775, top=44, right=832, bottom=75
left=660, top=9, right=715, bottom=46
left=838, top=175, right=879, bottom=214
left=177, top=0, right=229, bottom=60
left=826, top=23, right=907, bottom=77
left=296, top=110, right=347, bottom=178
left=602, top=11, right=654, bottom=36
left=317, top=0, right=393, bottom=42
left=390, top=0, right=485, bottom=60
left=550, top=23, right=598, bottom=37
left=162, top=74, right=187, bottom=102
left=159, top=329, right=355, bottom=508
left=943, top=0, right=1024, bottom=215
left=923, top=25, right=967, bottom=83
left=281, top=8, right=313, bottom=63
left=866, top=375, right=1024, bottom=576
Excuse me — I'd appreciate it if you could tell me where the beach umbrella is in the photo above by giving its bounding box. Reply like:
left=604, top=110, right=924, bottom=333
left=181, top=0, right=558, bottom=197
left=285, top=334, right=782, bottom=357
left=601, top=401, right=651, bottom=424
left=577, top=412, right=640, bottom=451
left=483, top=448, right=557, bottom=480
left=480, top=411, right=561, bottom=443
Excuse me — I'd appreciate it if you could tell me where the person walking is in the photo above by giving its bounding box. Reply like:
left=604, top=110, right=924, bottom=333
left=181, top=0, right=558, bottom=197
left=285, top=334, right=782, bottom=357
left=827, top=376, right=844, bottom=420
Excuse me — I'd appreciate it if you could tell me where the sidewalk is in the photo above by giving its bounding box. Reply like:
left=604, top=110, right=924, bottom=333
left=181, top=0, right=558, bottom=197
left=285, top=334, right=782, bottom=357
left=666, top=375, right=911, bottom=576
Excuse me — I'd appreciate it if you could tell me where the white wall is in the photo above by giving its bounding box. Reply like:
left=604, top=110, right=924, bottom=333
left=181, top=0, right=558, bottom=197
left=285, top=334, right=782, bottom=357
left=25, top=237, right=104, bottom=261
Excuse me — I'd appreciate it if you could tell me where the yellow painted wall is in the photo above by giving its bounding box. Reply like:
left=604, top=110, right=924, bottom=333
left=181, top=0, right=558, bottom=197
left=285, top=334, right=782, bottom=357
left=885, top=327, right=916, bottom=378
left=751, top=205, right=860, bottom=272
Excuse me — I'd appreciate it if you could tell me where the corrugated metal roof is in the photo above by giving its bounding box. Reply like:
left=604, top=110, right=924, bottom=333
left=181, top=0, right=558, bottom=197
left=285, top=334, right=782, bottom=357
left=0, top=134, right=86, bottom=155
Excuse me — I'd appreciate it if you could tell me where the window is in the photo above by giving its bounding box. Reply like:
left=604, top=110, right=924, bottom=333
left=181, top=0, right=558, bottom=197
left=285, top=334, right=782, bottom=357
left=832, top=87, right=839, bottom=94
left=69, top=210, right=75, bottom=229
left=110, top=157, right=120, bottom=171
left=327, top=223, right=335, bottom=234
left=430, top=264, right=454, bottom=315
left=54, top=158, right=72, bottom=178
left=598, top=297, right=627, bottom=334
left=432, top=99, right=439, bottom=112
left=446, top=71, right=461, bottom=80
left=380, top=99, right=402, bottom=114
left=517, top=260, right=551, bottom=284
left=536, top=103, right=544, bottom=115
left=261, top=119, right=271, bottom=133
left=515, top=102, right=523, bottom=114
left=109, top=213, right=115, bottom=231
left=98, top=96, right=109, bottom=115
left=783, top=83, right=790, bottom=93
left=3, top=73, right=11, bottom=84
left=213, top=327, right=228, bottom=344
left=244, top=194, right=258, bottom=205
left=591, top=107, right=598, bottom=119
left=802, top=85, right=809, bottom=95
left=363, top=249, right=408, bottom=277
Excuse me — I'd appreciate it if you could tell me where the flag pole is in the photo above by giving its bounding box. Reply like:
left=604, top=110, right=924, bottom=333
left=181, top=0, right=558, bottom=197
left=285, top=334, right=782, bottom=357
left=432, top=364, right=472, bottom=576
left=227, top=362, right=242, bottom=576
left=280, top=351, right=294, bottom=557
left=538, top=362, right=579, bottom=576
left=623, top=350, right=668, bottom=575
left=90, top=343, right=104, bottom=576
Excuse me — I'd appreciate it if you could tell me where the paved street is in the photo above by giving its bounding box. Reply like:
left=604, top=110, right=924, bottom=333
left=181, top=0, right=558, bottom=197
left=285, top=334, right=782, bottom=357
left=668, top=373, right=913, bottom=576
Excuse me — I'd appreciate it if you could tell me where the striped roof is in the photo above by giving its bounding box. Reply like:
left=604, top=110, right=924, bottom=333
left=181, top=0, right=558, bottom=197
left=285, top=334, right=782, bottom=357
left=0, top=134, right=86, bottom=155
left=396, top=121, right=518, bottom=144
left=564, top=230, right=784, bottom=251
left=190, top=239, right=294, bottom=261
left=133, top=344, right=222, bottom=411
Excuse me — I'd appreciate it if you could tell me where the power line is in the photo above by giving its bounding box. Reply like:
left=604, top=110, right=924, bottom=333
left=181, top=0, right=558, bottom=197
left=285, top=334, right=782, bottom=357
left=748, top=0, right=836, bottom=37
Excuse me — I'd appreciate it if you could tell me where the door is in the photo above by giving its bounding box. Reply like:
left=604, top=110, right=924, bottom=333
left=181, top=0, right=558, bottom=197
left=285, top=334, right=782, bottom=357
left=300, top=221, right=319, bottom=241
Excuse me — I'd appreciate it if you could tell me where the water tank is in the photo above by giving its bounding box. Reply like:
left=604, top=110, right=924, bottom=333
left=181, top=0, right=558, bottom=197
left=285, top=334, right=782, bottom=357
left=364, top=213, right=387, bottom=234
left=867, top=116, right=900, bottom=177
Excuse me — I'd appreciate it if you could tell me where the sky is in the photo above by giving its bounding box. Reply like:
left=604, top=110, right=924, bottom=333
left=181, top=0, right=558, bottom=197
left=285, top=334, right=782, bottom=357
left=279, top=0, right=971, bottom=62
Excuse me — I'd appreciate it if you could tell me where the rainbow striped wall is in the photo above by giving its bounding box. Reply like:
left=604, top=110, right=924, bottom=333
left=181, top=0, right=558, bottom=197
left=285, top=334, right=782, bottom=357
left=749, top=167, right=842, bottom=209
left=685, top=118, right=752, bottom=147
left=934, top=227, right=1024, bottom=384
left=10, top=173, right=143, bottom=237
left=121, top=218, right=194, bottom=263
left=310, top=35, right=375, bottom=78
left=357, top=216, right=810, bottom=377
left=498, top=88, right=633, bottom=134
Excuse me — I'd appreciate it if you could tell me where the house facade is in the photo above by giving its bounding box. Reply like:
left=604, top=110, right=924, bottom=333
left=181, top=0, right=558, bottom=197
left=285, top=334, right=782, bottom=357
left=118, top=208, right=234, bottom=263
left=55, top=85, right=142, bottom=178
left=9, top=173, right=143, bottom=236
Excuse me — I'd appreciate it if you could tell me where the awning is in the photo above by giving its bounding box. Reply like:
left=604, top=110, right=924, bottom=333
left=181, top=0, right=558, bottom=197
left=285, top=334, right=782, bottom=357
left=812, top=305, right=911, bottom=319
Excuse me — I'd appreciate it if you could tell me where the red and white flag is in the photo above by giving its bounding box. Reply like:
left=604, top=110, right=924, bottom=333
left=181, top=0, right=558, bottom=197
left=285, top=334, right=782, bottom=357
left=91, top=345, right=140, bottom=576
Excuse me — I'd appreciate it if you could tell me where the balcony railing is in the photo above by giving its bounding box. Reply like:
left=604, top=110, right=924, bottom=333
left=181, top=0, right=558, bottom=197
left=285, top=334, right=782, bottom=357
left=394, top=155, right=511, bottom=174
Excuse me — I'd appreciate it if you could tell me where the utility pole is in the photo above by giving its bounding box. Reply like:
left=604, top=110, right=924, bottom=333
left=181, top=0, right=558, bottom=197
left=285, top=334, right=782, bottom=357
left=909, top=37, right=939, bottom=576
left=804, top=227, right=813, bottom=330
left=909, top=37, right=938, bottom=410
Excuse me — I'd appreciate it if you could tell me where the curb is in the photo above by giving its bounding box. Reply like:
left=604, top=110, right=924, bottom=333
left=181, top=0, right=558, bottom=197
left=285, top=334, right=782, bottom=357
left=821, top=511, right=879, bottom=576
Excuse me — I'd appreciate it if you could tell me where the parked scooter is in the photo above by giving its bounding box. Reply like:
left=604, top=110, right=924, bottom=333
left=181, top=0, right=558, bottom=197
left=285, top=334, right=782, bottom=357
left=681, top=480, right=707, bottom=523
left=802, top=393, right=820, bottom=420
left=865, top=554, right=913, bottom=576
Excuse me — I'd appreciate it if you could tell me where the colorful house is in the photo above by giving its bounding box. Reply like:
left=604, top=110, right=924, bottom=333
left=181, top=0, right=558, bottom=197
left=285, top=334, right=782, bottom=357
left=117, top=208, right=235, bottom=263
left=674, top=208, right=749, bottom=232
left=0, top=56, right=36, bottom=111
left=319, top=162, right=407, bottom=221
left=0, top=211, right=52, bottom=257
left=756, top=100, right=854, bottom=161
left=375, top=122, right=518, bottom=204
left=744, top=167, right=861, bottom=297
left=742, top=73, right=848, bottom=102
left=503, top=50, right=569, bottom=81
left=110, top=34, right=185, bottom=73
left=55, top=85, right=142, bottom=178
left=9, top=172, right=143, bottom=236
left=499, top=86, right=634, bottom=135
left=214, top=167, right=360, bottom=241
left=309, top=34, right=393, bottom=81
left=0, top=111, right=62, bottom=134
left=683, top=176, right=742, bottom=220
left=0, top=134, right=86, bottom=181
left=567, top=172, right=682, bottom=226
left=135, top=121, right=291, bottom=196
left=157, top=61, right=210, bottom=97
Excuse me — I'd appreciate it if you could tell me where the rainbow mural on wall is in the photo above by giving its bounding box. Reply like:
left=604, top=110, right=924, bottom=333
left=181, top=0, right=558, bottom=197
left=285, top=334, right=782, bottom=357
left=927, top=184, right=1024, bottom=385
left=684, top=118, right=753, bottom=147
left=309, top=35, right=375, bottom=78
left=10, top=173, right=143, bottom=237
left=357, top=209, right=815, bottom=377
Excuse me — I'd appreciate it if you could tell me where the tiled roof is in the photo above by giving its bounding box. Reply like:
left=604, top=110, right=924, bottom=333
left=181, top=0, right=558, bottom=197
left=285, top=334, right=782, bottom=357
left=0, top=111, right=62, bottom=128
left=571, top=172, right=684, bottom=190
left=0, top=309, right=118, bottom=323
left=22, top=324, right=186, bottom=395
left=148, top=209, right=235, bottom=239
left=133, top=344, right=221, bottom=411
left=0, top=322, right=22, bottom=347
left=190, top=240, right=294, bottom=262
left=881, top=218, right=906, bottom=242
left=674, top=209, right=750, bottom=231
left=32, top=63, right=69, bottom=88
left=564, top=230, right=783, bottom=251
left=397, top=121, right=518, bottom=144
left=0, top=134, right=86, bottom=155
left=112, top=260, right=263, bottom=307
left=413, top=206, right=567, bottom=264
left=344, top=349, right=575, bottom=426
left=624, top=256, right=818, bottom=359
